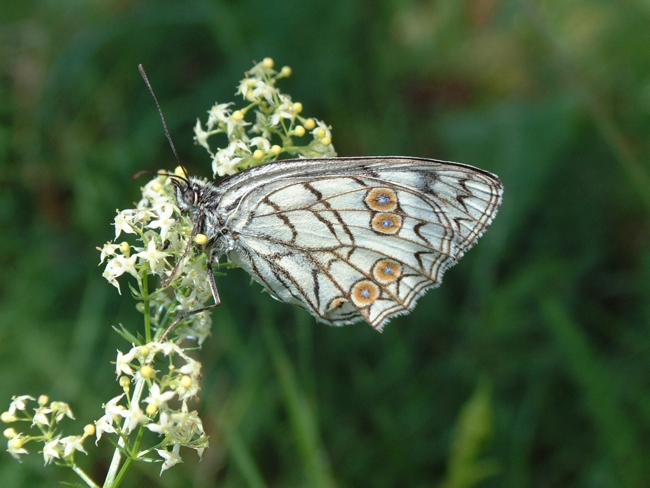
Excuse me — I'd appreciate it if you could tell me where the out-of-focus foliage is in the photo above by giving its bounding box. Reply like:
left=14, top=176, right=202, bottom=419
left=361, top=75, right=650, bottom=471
left=1, top=0, right=649, bottom=486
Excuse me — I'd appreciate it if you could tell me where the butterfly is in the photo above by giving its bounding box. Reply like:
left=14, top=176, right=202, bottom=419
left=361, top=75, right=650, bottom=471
left=170, top=156, right=503, bottom=331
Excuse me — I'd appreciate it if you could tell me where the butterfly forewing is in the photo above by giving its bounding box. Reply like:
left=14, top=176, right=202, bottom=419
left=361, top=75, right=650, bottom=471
left=211, top=157, right=503, bottom=330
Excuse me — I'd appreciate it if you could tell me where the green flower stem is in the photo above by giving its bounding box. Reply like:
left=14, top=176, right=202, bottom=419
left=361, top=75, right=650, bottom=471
left=72, top=463, right=100, bottom=488
left=111, top=427, right=145, bottom=488
left=103, top=378, right=146, bottom=488
left=141, top=271, right=152, bottom=343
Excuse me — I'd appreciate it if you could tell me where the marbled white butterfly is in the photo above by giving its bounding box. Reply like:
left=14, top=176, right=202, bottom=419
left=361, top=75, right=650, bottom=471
left=170, top=156, right=503, bottom=331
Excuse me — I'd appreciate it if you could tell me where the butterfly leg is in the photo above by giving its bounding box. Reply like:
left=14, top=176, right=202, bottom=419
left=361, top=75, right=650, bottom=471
left=160, top=262, right=221, bottom=341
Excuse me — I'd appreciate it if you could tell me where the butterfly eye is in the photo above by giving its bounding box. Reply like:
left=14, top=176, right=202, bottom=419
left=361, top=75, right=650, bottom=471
left=184, top=188, right=195, bottom=204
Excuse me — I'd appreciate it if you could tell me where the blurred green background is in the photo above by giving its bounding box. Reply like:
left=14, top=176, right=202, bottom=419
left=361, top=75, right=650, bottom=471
left=1, top=0, right=650, bottom=486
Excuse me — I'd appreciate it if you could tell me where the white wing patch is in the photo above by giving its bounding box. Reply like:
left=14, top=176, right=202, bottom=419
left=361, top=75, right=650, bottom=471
left=218, top=158, right=502, bottom=330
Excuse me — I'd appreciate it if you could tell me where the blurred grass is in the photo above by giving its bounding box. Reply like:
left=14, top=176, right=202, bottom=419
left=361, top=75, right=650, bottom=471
left=1, top=0, right=650, bottom=486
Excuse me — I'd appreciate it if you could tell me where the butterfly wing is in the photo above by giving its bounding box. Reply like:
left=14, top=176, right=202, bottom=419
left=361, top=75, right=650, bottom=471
left=216, top=157, right=503, bottom=330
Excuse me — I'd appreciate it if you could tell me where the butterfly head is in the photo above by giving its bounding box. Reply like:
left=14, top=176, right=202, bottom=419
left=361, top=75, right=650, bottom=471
left=170, top=175, right=221, bottom=216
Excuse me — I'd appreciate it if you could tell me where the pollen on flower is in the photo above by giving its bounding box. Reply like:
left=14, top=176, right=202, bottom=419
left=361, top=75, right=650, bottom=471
left=253, top=149, right=265, bottom=160
left=146, top=404, right=158, bottom=416
left=294, top=125, right=305, bottom=137
left=179, top=375, right=193, bottom=389
left=262, top=57, right=274, bottom=69
left=193, top=234, right=208, bottom=245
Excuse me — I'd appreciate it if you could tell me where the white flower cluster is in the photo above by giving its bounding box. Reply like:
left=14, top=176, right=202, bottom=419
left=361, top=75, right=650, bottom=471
left=2, top=394, right=91, bottom=465
left=99, top=341, right=208, bottom=474
left=194, top=57, right=336, bottom=177
left=5, top=56, right=335, bottom=484
left=98, top=169, right=213, bottom=345
left=3, top=342, right=207, bottom=475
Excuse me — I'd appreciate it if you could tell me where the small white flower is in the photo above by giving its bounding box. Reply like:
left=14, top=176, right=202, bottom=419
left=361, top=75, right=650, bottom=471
left=144, top=384, right=176, bottom=411
left=206, top=102, right=234, bottom=129
left=175, top=290, right=200, bottom=312
left=32, top=406, right=52, bottom=427
left=147, top=206, right=176, bottom=242
left=94, top=414, right=117, bottom=443
left=102, top=254, right=139, bottom=293
left=136, top=240, right=169, bottom=274
left=8, top=395, right=34, bottom=416
left=237, top=77, right=260, bottom=101
left=156, top=442, right=182, bottom=474
left=212, top=141, right=248, bottom=177
left=119, top=405, right=150, bottom=434
left=7, top=435, right=28, bottom=460
left=115, top=349, right=136, bottom=377
left=98, top=242, right=120, bottom=264
left=170, top=405, right=205, bottom=441
left=146, top=410, right=173, bottom=435
left=270, top=95, right=295, bottom=126
left=178, top=358, right=201, bottom=378
left=153, top=341, right=181, bottom=357
left=249, top=136, right=271, bottom=151
left=95, top=394, right=125, bottom=443
left=60, top=435, right=87, bottom=457
left=194, top=119, right=211, bottom=151
left=113, top=210, right=137, bottom=239
left=50, top=401, right=75, bottom=423
left=42, top=438, right=61, bottom=465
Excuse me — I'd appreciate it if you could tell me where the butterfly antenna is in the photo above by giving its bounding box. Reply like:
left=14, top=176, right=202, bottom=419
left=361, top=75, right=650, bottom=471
left=138, top=64, right=183, bottom=168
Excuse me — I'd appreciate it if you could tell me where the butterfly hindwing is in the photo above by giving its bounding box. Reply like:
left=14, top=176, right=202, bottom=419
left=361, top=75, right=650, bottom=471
left=216, top=157, right=503, bottom=330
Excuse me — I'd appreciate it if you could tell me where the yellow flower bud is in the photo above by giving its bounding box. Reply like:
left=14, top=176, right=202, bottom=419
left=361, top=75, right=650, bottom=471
left=320, top=137, right=332, bottom=146
left=3, top=428, right=17, bottom=439
left=304, top=118, right=316, bottom=130
left=37, top=395, right=49, bottom=406
left=315, top=128, right=326, bottom=138
left=1, top=412, right=16, bottom=423
left=119, top=242, right=130, bottom=255
left=194, top=233, right=208, bottom=245
left=232, top=110, right=245, bottom=121
left=151, top=181, right=163, bottom=192
left=119, top=376, right=131, bottom=389
left=180, top=375, right=193, bottom=389
left=253, top=149, right=265, bottom=160
left=9, top=437, right=24, bottom=449
left=263, top=57, right=274, bottom=69
left=140, top=365, right=155, bottom=379
left=292, top=102, right=303, bottom=114
left=294, top=125, right=305, bottom=137
left=140, top=346, right=150, bottom=358
left=174, top=166, right=187, bottom=178
left=146, top=404, right=158, bottom=416
left=280, top=66, right=292, bottom=78
left=83, top=424, right=95, bottom=436
left=270, top=145, right=282, bottom=155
